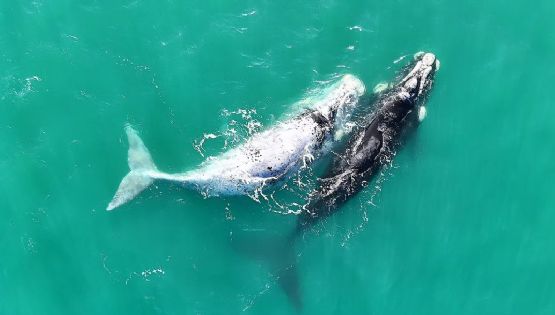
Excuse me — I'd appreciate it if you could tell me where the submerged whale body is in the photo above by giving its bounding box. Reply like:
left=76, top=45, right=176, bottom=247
left=236, top=52, right=440, bottom=309
left=107, top=75, right=365, bottom=210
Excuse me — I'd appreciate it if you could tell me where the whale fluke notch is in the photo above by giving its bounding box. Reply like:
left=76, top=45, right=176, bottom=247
left=107, top=125, right=159, bottom=211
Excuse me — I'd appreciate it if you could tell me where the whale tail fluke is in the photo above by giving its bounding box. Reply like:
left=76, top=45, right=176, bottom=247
left=231, top=230, right=302, bottom=310
left=107, top=125, right=159, bottom=211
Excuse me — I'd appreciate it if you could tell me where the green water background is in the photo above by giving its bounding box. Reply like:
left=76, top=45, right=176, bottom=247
left=1, top=0, right=554, bottom=314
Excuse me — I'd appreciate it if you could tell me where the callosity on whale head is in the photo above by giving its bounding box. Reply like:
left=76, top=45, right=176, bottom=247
left=398, top=52, right=439, bottom=103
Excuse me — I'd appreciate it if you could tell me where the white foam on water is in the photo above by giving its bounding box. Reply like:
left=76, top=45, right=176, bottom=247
left=15, top=75, right=41, bottom=98
left=240, top=10, right=257, bottom=17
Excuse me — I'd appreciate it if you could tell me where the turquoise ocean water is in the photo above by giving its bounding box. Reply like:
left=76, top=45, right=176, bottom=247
left=1, top=0, right=554, bottom=314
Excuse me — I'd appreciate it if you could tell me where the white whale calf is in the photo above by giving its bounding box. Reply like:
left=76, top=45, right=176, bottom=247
left=107, top=75, right=365, bottom=210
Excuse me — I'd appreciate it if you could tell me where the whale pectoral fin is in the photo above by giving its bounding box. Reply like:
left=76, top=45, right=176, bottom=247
left=418, top=106, right=427, bottom=122
left=372, top=82, right=389, bottom=94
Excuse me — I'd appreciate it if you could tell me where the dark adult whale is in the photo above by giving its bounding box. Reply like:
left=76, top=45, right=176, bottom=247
left=235, top=52, right=440, bottom=309
left=107, top=75, right=365, bottom=210
left=298, top=52, right=439, bottom=230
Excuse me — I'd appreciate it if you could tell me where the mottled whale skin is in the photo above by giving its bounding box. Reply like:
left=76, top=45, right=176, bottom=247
left=107, top=75, right=365, bottom=210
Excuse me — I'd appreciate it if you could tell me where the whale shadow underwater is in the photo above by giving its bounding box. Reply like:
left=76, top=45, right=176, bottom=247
left=232, top=52, right=440, bottom=310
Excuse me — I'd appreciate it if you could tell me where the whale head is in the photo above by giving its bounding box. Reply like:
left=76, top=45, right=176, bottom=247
left=399, top=52, right=439, bottom=103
